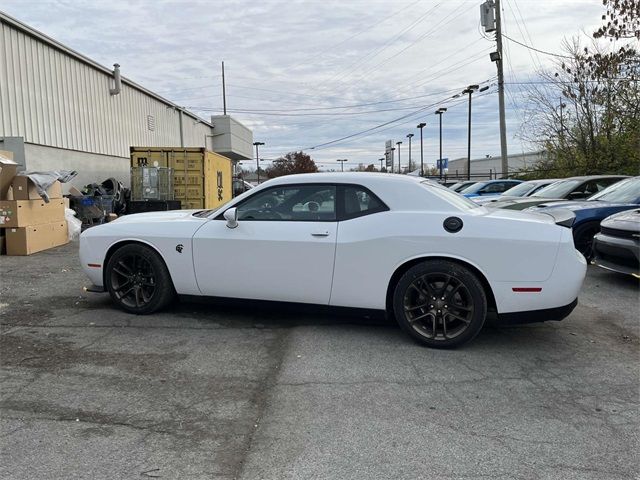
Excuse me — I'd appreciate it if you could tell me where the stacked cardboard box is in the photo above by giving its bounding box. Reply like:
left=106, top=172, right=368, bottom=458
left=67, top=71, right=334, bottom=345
left=0, top=155, right=69, bottom=255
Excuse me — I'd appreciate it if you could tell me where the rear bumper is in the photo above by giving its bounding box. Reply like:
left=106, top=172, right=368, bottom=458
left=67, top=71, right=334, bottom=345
left=497, top=298, right=578, bottom=324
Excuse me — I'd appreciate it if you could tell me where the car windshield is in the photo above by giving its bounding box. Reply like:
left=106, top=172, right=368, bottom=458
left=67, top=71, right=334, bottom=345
left=501, top=182, right=535, bottom=197
left=531, top=179, right=581, bottom=198
left=421, top=181, right=479, bottom=210
left=588, top=177, right=640, bottom=203
left=459, top=182, right=488, bottom=194
left=450, top=181, right=474, bottom=192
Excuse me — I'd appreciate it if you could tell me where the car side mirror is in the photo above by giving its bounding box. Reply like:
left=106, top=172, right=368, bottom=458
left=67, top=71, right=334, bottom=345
left=224, top=207, right=238, bottom=229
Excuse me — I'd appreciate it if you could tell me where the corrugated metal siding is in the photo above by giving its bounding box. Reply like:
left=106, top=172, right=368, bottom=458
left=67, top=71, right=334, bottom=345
left=0, top=19, right=211, bottom=158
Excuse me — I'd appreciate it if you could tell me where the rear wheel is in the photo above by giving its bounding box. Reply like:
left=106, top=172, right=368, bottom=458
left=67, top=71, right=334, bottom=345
left=393, top=260, right=487, bottom=348
left=105, top=243, right=175, bottom=314
left=573, top=221, right=600, bottom=261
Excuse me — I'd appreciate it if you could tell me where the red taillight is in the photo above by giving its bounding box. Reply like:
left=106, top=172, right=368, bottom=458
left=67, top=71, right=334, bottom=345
left=512, top=287, right=542, bottom=292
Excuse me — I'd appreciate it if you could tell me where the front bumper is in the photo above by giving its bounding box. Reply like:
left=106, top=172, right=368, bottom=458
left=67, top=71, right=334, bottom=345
left=592, top=233, right=640, bottom=277
left=497, top=298, right=578, bottom=324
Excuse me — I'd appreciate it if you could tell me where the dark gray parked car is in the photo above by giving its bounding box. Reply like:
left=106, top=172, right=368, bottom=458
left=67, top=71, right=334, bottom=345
left=592, top=209, right=640, bottom=278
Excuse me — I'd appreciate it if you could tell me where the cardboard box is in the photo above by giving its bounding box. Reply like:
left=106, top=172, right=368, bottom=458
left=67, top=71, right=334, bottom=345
left=0, top=155, right=18, bottom=201
left=10, top=177, right=62, bottom=201
left=0, top=199, right=66, bottom=228
left=6, top=220, right=69, bottom=255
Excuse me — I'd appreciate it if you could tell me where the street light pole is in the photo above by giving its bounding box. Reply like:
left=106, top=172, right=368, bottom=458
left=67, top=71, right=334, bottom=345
left=395, top=141, right=402, bottom=174
left=417, top=123, right=426, bottom=177
left=337, top=158, right=348, bottom=172
left=390, top=147, right=395, bottom=173
left=406, top=133, right=414, bottom=173
left=435, top=108, right=447, bottom=180
left=462, top=85, right=479, bottom=180
left=253, top=141, right=264, bottom=184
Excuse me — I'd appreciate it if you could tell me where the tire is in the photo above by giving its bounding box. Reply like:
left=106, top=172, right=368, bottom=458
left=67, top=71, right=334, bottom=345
left=392, top=260, right=487, bottom=348
left=105, top=243, right=175, bottom=314
left=573, top=221, right=600, bottom=261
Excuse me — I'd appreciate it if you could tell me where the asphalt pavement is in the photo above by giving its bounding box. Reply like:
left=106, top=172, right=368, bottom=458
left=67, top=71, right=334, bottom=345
left=1, top=242, right=638, bottom=480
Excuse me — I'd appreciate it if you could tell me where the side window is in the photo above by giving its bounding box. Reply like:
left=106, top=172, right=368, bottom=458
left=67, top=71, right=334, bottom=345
left=596, top=178, right=621, bottom=191
left=341, top=185, right=388, bottom=220
left=483, top=183, right=504, bottom=193
left=235, top=185, right=336, bottom=221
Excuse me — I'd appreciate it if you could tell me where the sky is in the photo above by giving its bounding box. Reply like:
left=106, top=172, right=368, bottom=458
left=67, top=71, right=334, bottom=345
left=3, top=0, right=603, bottom=171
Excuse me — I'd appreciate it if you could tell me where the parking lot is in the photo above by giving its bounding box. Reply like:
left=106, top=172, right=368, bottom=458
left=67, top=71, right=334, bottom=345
left=0, top=242, right=638, bottom=480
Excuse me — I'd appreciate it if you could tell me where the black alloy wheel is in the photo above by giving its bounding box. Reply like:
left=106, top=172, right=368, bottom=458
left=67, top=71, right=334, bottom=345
left=105, top=243, right=175, bottom=314
left=393, top=260, right=487, bottom=348
left=573, top=222, right=600, bottom=261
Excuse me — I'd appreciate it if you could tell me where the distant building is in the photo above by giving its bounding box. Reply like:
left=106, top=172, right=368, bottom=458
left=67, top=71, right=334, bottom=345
left=0, top=12, right=252, bottom=188
left=447, top=150, right=548, bottom=179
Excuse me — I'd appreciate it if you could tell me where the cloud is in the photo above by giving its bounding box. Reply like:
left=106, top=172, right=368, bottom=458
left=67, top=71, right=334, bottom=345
left=2, top=0, right=604, bottom=169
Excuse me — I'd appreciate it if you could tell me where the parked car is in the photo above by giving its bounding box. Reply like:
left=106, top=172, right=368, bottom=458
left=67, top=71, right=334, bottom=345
left=459, top=179, right=523, bottom=198
left=592, top=209, right=640, bottom=278
left=472, top=179, right=559, bottom=205
left=488, top=175, right=629, bottom=210
left=80, top=173, right=586, bottom=348
left=448, top=181, right=476, bottom=192
left=528, top=177, right=640, bottom=259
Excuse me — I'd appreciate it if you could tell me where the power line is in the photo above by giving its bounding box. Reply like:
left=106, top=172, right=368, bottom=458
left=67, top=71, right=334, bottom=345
left=188, top=87, right=464, bottom=114
left=304, top=86, right=496, bottom=151
left=317, top=2, right=443, bottom=90
left=501, top=33, right=573, bottom=59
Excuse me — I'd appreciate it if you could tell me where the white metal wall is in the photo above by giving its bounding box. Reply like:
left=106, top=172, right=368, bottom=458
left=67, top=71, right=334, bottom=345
left=0, top=17, right=212, bottom=158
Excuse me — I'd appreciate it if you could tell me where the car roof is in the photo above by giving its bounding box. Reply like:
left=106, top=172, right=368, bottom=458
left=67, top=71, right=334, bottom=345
left=263, top=172, right=426, bottom=186
left=561, top=175, right=629, bottom=181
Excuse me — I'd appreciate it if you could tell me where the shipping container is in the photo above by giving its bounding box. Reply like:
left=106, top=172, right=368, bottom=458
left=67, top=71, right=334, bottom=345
left=130, top=147, right=233, bottom=210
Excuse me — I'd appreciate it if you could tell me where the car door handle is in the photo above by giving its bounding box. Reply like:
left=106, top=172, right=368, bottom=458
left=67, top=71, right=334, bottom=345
left=311, top=231, right=330, bottom=237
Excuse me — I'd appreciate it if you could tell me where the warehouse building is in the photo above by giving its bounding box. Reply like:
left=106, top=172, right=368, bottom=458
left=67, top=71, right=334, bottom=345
left=447, top=150, right=548, bottom=179
left=0, top=12, right=252, bottom=188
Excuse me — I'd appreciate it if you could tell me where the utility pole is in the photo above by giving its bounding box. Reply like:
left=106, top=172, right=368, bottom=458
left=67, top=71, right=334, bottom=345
left=222, top=61, right=227, bottom=115
left=337, top=159, right=348, bottom=172
left=396, top=141, right=402, bottom=174
left=494, top=0, right=508, bottom=177
left=406, top=134, right=414, bottom=172
left=417, top=123, right=426, bottom=177
left=253, top=141, right=264, bottom=184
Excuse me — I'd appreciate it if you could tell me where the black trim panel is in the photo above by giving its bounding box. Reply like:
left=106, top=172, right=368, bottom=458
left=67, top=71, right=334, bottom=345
left=496, top=298, right=578, bottom=324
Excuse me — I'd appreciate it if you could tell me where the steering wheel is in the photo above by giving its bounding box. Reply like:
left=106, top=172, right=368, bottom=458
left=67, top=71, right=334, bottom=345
left=306, top=201, right=320, bottom=212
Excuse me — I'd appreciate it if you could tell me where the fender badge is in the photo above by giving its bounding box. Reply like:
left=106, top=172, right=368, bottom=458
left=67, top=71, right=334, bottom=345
left=176, top=244, right=184, bottom=253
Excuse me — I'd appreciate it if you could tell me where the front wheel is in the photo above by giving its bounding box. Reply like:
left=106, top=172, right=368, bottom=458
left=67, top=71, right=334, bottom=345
left=393, top=260, right=487, bottom=348
left=105, top=243, right=175, bottom=314
left=573, top=222, right=600, bottom=261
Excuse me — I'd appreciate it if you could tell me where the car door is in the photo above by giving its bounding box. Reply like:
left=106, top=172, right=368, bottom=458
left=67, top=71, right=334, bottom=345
left=192, top=183, right=338, bottom=304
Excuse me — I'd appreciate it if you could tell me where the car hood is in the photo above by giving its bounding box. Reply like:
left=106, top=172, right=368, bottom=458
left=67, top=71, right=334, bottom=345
left=601, top=208, right=640, bottom=232
left=485, top=197, right=562, bottom=210
left=528, top=200, right=639, bottom=212
left=473, top=195, right=519, bottom=205
left=110, top=209, right=205, bottom=224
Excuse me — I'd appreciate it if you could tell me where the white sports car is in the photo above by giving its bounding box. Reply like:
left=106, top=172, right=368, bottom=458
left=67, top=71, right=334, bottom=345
left=80, top=173, right=587, bottom=348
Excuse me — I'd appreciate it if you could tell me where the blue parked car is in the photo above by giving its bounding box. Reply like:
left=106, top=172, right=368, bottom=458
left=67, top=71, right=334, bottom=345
left=459, top=179, right=522, bottom=198
left=528, top=177, right=640, bottom=259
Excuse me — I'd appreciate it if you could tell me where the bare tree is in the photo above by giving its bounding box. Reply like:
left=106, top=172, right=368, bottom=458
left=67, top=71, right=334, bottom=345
left=520, top=31, right=639, bottom=177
